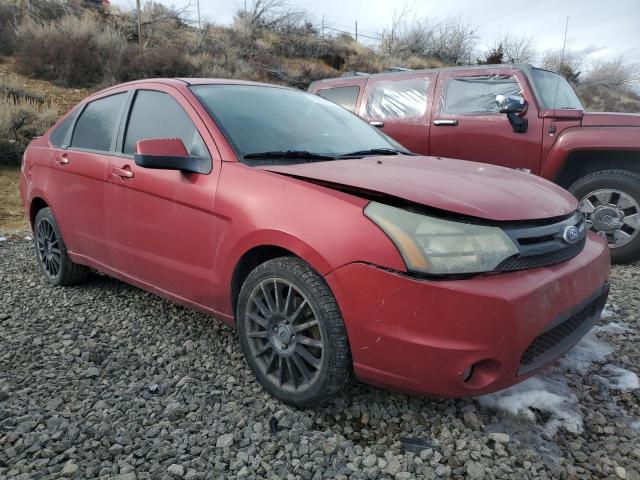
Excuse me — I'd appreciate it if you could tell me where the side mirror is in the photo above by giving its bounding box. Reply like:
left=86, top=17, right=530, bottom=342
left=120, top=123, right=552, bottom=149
left=495, top=95, right=528, bottom=133
left=134, top=138, right=209, bottom=174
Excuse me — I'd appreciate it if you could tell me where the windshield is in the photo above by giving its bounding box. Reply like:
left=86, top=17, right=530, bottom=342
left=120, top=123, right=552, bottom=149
left=190, top=85, right=408, bottom=162
left=531, top=68, right=583, bottom=110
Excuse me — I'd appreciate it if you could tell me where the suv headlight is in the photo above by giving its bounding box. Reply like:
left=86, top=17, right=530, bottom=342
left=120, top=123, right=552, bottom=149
left=365, top=202, right=518, bottom=275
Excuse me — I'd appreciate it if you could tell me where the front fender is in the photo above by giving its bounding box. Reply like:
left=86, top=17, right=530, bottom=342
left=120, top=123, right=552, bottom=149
left=542, top=126, right=640, bottom=180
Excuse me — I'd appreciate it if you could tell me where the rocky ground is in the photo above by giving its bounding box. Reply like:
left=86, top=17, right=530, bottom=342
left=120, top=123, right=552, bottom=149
left=0, top=234, right=639, bottom=480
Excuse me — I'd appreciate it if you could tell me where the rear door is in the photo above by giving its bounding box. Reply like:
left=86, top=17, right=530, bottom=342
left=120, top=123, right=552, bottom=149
left=106, top=85, right=222, bottom=307
left=48, top=91, right=128, bottom=266
left=358, top=73, right=434, bottom=155
left=428, top=69, right=543, bottom=172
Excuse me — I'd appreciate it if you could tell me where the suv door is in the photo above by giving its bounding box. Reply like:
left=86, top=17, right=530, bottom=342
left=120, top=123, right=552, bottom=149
left=106, top=85, right=221, bottom=307
left=47, top=91, right=128, bottom=266
left=428, top=70, right=543, bottom=172
left=359, top=74, right=434, bottom=154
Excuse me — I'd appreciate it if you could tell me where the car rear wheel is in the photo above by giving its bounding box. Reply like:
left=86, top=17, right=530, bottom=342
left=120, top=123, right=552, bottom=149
left=34, top=208, right=90, bottom=286
left=236, top=256, right=352, bottom=407
left=569, top=169, right=640, bottom=264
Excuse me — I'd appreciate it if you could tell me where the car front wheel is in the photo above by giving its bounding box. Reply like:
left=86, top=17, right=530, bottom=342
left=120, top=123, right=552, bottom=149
left=570, top=169, right=640, bottom=264
left=236, top=256, right=352, bottom=407
left=33, top=207, right=90, bottom=286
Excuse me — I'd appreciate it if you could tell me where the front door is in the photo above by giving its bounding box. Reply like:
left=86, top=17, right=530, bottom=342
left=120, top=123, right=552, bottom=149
left=428, top=70, right=543, bottom=173
left=106, top=86, right=221, bottom=308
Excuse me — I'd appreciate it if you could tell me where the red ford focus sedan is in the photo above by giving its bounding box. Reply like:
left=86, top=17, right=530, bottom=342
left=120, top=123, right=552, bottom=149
left=20, top=79, right=610, bottom=406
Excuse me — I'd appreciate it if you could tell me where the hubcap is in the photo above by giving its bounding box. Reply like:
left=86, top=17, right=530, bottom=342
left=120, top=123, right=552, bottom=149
left=244, top=278, right=324, bottom=393
left=580, top=188, right=639, bottom=248
left=36, top=219, right=61, bottom=278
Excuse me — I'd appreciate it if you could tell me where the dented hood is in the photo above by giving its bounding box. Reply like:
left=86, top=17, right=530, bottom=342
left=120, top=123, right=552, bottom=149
left=258, top=156, right=578, bottom=221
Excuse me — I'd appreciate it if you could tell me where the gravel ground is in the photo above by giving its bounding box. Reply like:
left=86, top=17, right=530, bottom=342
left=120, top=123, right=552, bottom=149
left=1, top=234, right=639, bottom=480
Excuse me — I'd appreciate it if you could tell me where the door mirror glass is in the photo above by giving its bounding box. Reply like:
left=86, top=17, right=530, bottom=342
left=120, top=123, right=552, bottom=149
left=134, top=138, right=210, bottom=174
left=495, top=94, right=526, bottom=113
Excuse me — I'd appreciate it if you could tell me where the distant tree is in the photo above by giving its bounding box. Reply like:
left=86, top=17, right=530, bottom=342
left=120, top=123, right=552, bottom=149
left=582, top=56, right=640, bottom=90
left=541, top=48, right=585, bottom=83
left=482, top=33, right=535, bottom=64
left=235, top=0, right=307, bottom=33
left=478, top=44, right=504, bottom=64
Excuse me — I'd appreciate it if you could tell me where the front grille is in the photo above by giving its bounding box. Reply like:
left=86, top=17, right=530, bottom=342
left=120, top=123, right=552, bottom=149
left=496, top=210, right=587, bottom=272
left=518, top=285, right=609, bottom=375
left=496, top=237, right=586, bottom=271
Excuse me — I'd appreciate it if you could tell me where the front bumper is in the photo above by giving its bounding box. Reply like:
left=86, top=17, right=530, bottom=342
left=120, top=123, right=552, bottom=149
left=324, top=232, right=610, bottom=397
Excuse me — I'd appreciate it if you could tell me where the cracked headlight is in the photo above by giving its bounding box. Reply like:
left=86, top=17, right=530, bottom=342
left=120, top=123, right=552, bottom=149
left=365, top=202, right=519, bottom=275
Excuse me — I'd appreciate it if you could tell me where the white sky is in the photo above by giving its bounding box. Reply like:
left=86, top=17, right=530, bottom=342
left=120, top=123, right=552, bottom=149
left=111, top=0, right=640, bottom=65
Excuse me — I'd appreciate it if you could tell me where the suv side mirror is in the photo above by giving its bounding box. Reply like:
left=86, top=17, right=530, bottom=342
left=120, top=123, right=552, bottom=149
left=495, top=95, right=528, bottom=133
left=134, top=138, right=209, bottom=174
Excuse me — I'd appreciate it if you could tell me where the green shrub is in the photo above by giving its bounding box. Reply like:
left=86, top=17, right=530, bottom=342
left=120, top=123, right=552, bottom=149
left=14, top=13, right=127, bottom=87
left=115, top=45, right=198, bottom=81
left=0, top=95, right=58, bottom=165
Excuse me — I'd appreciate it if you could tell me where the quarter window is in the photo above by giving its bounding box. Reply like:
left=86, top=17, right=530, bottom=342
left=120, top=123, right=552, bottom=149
left=366, top=79, right=429, bottom=119
left=70, top=93, right=126, bottom=151
left=316, top=86, right=360, bottom=112
left=123, top=90, right=209, bottom=159
left=49, top=108, right=79, bottom=148
left=442, top=76, right=522, bottom=115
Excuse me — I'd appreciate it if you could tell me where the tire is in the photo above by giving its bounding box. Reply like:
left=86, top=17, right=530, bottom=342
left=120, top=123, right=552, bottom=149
left=33, top=207, right=90, bottom=286
left=569, top=169, right=640, bottom=264
left=236, top=256, right=352, bottom=407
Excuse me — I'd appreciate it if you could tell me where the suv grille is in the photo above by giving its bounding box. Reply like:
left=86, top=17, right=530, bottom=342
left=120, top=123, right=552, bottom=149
left=518, top=284, right=609, bottom=375
left=496, top=211, right=587, bottom=272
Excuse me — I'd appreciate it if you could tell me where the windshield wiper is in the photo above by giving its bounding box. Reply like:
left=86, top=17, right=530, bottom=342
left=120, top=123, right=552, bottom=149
left=336, top=148, right=413, bottom=158
left=243, top=150, right=335, bottom=161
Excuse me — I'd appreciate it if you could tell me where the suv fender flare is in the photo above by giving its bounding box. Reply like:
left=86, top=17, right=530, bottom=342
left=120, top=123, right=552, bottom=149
left=542, top=126, right=640, bottom=181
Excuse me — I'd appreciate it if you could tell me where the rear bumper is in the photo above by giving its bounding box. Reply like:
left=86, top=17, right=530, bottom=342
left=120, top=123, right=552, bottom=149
left=324, top=232, right=610, bottom=397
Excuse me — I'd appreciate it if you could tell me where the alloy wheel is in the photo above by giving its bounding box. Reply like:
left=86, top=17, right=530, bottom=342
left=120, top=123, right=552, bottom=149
left=579, top=188, right=640, bottom=249
left=244, top=278, right=324, bottom=393
left=36, top=218, right=62, bottom=278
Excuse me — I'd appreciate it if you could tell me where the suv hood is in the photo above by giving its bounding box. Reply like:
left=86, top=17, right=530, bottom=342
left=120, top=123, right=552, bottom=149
left=258, top=156, right=578, bottom=221
left=582, top=112, right=640, bottom=127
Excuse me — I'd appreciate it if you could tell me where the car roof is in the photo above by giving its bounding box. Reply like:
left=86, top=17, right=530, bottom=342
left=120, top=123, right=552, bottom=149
left=311, top=63, right=543, bottom=85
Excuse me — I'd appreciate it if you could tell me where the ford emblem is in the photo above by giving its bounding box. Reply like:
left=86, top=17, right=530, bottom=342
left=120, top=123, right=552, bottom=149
left=562, top=225, right=581, bottom=244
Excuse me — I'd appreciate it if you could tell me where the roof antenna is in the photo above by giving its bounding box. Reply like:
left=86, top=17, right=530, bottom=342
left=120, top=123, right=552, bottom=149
left=552, top=16, right=570, bottom=117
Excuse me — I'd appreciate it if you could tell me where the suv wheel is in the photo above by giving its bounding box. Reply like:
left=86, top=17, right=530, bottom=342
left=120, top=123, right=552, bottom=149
left=33, top=208, right=90, bottom=285
left=569, top=169, right=640, bottom=263
left=236, top=256, right=352, bottom=407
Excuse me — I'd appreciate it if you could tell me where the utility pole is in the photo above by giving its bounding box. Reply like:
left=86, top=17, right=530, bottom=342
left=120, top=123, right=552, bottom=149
left=196, top=0, right=202, bottom=49
left=355, top=20, right=358, bottom=42
left=321, top=15, right=325, bottom=38
left=136, top=0, right=143, bottom=53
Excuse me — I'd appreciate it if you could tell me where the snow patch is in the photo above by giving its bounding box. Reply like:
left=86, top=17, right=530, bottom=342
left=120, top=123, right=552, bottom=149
left=24, top=235, right=32, bottom=241
left=0, top=236, right=6, bottom=242
left=601, top=365, right=640, bottom=392
left=595, top=322, right=632, bottom=335
left=477, top=376, right=582, bottom=436
left=600, top=307, right=614, bottom=319
left=559, top=331, right=614, bottom=373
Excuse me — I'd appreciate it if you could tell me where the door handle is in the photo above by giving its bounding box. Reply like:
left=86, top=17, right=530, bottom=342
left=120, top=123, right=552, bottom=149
left=369, top=120, right=385, bottom=128
left=112, top=166, right=134, bottom=179
left=55, top=156, right=69, bottom=165
left=433, top=119, right=458, bottom=126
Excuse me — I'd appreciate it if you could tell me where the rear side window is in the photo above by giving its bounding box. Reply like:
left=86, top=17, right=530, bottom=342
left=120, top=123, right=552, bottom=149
left=49, top=108, right=79, bottom=148
left=366, top=78, right=429, bottom=119
left=123, top=90, right=210, bottom=159
left=71, top=93, right=126, bottom=151
left=442, top=76, right=522, bottom=115
left=316, top=86, right=360, bottom=112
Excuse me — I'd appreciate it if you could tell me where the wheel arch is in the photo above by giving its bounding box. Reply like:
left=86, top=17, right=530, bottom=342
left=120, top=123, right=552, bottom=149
left=554, top=149, right=640, bottom=188
left=29, top=196, right=50, bottom=227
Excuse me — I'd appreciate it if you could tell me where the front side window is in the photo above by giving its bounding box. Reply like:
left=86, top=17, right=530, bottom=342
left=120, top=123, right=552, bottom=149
left=123, top=90, right=210, bottom=158
left=191, top=85, right=406, bottom=161
left=71, top=93, right=126, bottom=151
left=316, top=86, right=360, bottom=112
left=366, top=79, right=429, bottom=119
left=442, top=76, right=522, bottom=115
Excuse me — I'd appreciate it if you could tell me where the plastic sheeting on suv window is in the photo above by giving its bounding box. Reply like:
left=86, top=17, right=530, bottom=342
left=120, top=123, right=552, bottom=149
left=366, top=78, right=429, bottom=119
left=441, top=76, right=522, bottom=115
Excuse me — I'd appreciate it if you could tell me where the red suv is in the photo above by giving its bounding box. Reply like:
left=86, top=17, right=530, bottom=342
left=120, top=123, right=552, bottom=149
left=309, top=64, right=640, bottom=263
left=20, top=79, right=610, bottom=406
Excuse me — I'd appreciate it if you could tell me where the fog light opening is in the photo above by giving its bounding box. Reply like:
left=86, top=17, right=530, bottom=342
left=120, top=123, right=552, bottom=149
left=462, top=364, right=475, bottom=382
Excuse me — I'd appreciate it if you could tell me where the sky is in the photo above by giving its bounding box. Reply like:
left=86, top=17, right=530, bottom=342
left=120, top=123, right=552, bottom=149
left=111, top=0, right=640, bottom=65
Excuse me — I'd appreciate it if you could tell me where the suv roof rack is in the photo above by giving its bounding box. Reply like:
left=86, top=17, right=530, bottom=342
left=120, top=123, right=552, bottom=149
left=340, top=71, right=369, bottom=77
left=385, top=67, right=414, bottom=72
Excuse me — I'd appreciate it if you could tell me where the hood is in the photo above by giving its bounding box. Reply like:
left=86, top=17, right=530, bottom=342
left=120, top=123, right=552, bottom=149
left=257, top=156, right=578, bottom=222
left=581, top=112, right=640, bottom=127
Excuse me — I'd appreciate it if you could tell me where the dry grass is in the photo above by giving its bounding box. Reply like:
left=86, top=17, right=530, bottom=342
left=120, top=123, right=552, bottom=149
left=0, top=167, right=27, bottom=232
